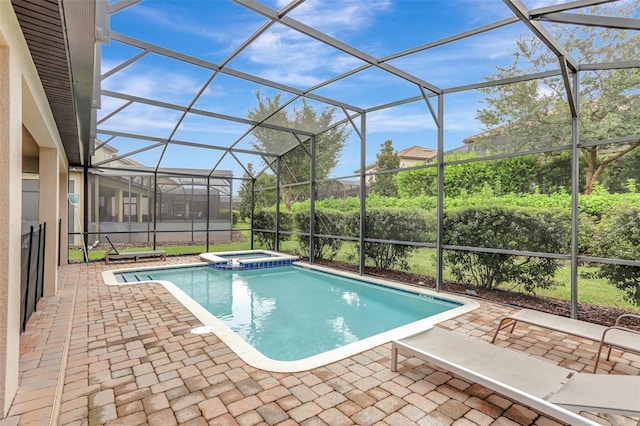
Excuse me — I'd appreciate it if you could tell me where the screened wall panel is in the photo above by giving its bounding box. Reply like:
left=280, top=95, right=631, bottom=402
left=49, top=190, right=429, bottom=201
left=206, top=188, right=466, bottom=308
left=85, top=170, right=233, bottom=245
left=87, top=171, right=154, bottom=244
left=447, top=80, right=573, bottom=160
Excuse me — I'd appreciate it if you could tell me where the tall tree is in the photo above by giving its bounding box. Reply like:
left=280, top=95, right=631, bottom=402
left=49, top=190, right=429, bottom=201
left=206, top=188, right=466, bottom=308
left=254, top=173, right=277, bottom=209
left=369, top=140, right=400, bottom=197
left=476, top=2, right=640, bottom=194
left=247, top=92, right=350, bottom=209
left=237, top=163, right=254, bottom=221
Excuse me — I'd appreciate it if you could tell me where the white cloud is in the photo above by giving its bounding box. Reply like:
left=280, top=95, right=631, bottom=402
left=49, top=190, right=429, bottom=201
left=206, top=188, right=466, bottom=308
left=98, top=103, right=179, bottom=136
left=242, top=26, right=348, bottom=86
left=365, top=102, right=482, bottom=135
left=201, top=84, right=228, bottom=99
left=102, top=65, right=213, bottom=103
left=237, top=0, right=392, bottom=87
left=527, top=0, right=568, bottom=9
left=128, top=4, right=231, bottom=45
left=366, top=110, right=438, bottom=133
left=280, top=0, right=392, bottom=35
left=177, top=120, right=248, bottom=137
left=97, top=96, right=128, bottom=119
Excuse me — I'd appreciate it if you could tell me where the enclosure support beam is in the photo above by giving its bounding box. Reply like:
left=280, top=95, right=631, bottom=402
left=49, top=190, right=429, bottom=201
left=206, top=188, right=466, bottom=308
left=502, top=0, right=578, bottom=72
left=532, top=12, right=640, bottom=31
left=275, top=157, right=281, bottom=252
left=560, top=59, right=577, bottom=118
left=309, top=136, right=316, bottom=265
left=153, top=173, right=158, bottom=250
left=83, top=165, right=90, bottom=257
left=435, top=94, right=445, bottom=293
left=229, top=179, right=234, bottom=243
left=128, top=177, right=132, bottom=244
left=251, top=176, right=256, bottom=250
left=250, top=179, right=255, bottom=250
left=570, top=71, right=580, bottom=319
left=358, top=115, right=367, bottom=275
left=206, top=179, right=210, bottom=251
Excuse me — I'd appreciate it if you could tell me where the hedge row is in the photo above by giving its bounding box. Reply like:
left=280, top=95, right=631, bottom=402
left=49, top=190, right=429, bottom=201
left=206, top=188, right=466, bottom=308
left=255, top=206, right=569, bottom=286
left=255, top=207, right=433, bottom=269
left=254, top=203, right=640, bottom=304
left=291, top=187, right=640, bottom=218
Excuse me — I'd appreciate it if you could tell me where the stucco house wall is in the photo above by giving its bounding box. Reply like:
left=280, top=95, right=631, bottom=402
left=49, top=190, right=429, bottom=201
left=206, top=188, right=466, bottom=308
left=0, top=4, right=68, bottom=417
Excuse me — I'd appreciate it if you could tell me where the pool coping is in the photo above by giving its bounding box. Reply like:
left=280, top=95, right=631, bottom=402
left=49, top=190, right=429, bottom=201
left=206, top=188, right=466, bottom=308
left=102, top=261, right=479, bottom=373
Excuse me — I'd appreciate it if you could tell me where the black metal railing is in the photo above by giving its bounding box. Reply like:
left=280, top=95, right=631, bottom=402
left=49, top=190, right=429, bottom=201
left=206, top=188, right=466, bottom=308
left=20, top=223, right=46, bottom=332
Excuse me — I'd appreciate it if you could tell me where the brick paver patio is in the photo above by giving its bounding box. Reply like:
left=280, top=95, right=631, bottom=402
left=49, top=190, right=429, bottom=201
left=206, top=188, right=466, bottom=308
left=1, top=256, right=638, bottom=426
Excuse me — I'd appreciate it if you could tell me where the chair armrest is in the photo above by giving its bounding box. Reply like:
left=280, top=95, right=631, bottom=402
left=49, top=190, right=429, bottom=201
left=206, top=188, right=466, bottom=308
left=600, top=325, right=640, bottom=347
left=615, top=313, right=640, bottom=330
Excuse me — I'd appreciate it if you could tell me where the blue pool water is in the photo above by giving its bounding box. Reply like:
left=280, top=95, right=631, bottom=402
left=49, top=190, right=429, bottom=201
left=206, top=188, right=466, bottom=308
left=116, top=265, right=460, bottom=361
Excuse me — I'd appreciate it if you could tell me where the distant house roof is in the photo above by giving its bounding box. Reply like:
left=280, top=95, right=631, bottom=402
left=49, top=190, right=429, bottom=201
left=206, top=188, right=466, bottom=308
left=452, top=127, right=510, bottom=155
left=462, top=127, right=508, bottom=146
left=398, top=145, right=438, bottom=160
left=357, top=145, right=438, bottom=173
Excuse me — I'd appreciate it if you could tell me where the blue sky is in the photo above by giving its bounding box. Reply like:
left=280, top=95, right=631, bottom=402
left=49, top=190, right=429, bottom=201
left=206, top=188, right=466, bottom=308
left=98, top=0, right=607, bottom=180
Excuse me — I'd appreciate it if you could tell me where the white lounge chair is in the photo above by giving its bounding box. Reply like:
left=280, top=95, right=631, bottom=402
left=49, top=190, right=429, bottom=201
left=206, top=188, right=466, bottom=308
left=491, top=309, right=640, bottom=372
left=391, top=327, right=640, bottom=426
left=104, top=235, right=166, bottom=264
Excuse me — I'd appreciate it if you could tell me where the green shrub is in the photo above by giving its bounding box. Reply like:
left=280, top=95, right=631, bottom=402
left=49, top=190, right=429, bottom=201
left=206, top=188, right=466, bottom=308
left=593, top=205, right=640, bottom=304
left=397, top=155, right=540, bottom=198
left=443, top=206, right=570, bottom=292
left=232, top=210, right=240, bottom=225
left=578, top=212, right=598, bottom=255
left=293, top=209, right=345, bottom=260
left=344, top=208, right=432, bottom=269
left=218, top=208, right=231, bottom=220
left=252, top=209, right=292, bottom=250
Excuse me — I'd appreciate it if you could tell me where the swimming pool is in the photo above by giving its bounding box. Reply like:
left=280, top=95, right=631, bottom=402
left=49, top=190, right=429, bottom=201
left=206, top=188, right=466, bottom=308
left=105, top=263, right=478, bottom=371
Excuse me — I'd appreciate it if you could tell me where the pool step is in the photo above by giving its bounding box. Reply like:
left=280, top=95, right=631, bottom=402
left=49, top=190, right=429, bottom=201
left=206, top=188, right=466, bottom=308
left=125, top=274, right=155, bottom=282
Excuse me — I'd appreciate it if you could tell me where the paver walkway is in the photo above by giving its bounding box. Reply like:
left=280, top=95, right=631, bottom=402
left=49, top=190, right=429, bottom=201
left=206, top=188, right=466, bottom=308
left=2, top=256, right=639, bottom=426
